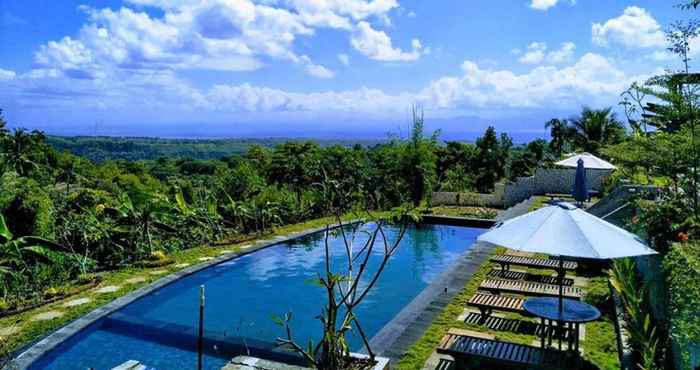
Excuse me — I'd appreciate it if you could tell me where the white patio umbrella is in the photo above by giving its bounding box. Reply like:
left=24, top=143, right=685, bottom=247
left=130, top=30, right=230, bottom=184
left=555, top=152, right=617, bottom=170
left=477, top=202, right=656, bottom=312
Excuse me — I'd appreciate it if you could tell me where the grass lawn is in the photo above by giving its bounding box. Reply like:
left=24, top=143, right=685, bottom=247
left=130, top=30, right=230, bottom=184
left=394, top=249, right=620, bottom=370
left=427, top=206, right=500, bottom=219
left=0, top=214, right=358, bottom=358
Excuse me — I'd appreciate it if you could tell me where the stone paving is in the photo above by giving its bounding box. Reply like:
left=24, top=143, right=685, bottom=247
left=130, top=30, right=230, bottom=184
left=147, top=270, right=168, bottom=275
left=174, top=263, right=190, bottom=268
left=95, top=285, right=120, bottom=294
left=124, top=277, right=147, bottom=284
left=62, top=298, right=91, bottom=308
left=32, top=311, right=63, bottom=321
left=0, top=326, right=20, bottom=336
left=197, top=257, right=213, bottom=262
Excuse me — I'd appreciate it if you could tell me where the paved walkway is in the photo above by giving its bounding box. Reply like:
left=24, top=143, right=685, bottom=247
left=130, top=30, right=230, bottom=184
left=371, top=242, right=496, bottom=365
left=496, top=196, right=536, bottom=221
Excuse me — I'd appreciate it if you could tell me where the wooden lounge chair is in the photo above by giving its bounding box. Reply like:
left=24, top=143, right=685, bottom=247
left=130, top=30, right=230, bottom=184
left=467, top=293, right=526, bottom=316
left=491, top=255, right=578, bottom=274
left=437, top=329, right=571, bottom=369
left=479, top=278, right=583, bottom=300
left=487, top=269, right=575, bottom=286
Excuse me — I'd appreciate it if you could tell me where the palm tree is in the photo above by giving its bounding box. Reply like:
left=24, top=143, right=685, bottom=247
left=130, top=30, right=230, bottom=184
left=55, top=159, right=83, bottom=194
left=544, top=118, right=570, bottom=156
left=1, top=129, right=45, bottom=177
left=567, top=107, right=626, bottom=154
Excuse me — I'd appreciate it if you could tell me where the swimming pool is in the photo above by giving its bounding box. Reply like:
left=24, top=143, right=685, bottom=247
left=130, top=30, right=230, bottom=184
left=28, top=222, right=484, bottom=370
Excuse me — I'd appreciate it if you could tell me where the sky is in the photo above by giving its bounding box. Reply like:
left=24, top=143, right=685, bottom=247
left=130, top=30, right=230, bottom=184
left=0, top=0, right=696, bottom=139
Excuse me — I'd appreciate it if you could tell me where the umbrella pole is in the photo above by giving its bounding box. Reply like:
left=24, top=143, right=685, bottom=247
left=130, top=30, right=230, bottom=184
left=558, top=256, right=564, bottom=313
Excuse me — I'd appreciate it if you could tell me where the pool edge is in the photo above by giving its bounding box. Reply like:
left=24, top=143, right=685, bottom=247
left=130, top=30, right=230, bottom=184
left=10, top=221, right=358, bottom=370
left=366, top=218, right=496, bottom=364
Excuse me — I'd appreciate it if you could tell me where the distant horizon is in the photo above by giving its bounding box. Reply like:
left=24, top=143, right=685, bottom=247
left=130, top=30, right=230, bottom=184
left=8, top=113, right=553, bottom=144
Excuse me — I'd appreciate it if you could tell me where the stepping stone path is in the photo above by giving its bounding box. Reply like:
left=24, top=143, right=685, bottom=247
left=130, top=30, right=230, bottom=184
left=148, top=270, right=168, bottom=276
left=96, top=285, right=120, bottom=294
left=175, top=263, right=190, bottom=268
left=124, top=277, right=147, bottom=284
left=219, top=250, right=233, bottom=255
left=32, top=311, right=63, bottom=321
left=62, top=298, right=91, bottom=308
left=240, top=244, right=252, bottom=249
left=0, top=326, right=20, bottom=337
left=197, top=257, right=213, bottom=262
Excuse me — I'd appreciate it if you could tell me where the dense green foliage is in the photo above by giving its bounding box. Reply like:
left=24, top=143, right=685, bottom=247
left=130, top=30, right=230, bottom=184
left=0, top=107, right=533, bottom=311
left=46, top=136, right=385, bottom=162
left=663, top=243, right=700, bottom=370
left=599, top=15, right=700, bottom=370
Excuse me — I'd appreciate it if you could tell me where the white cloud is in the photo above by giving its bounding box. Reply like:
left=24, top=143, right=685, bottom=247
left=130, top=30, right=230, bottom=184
left=338, top=53, right=350, bottom=66
left=350, top=21, right=424, bottom=61
left=421, top=53, right=636, bottom=110
left=519, top=42, right=547, bottom=64
left=592, top=6, right=665, bottom=49
left=305, top=63, right=336, bottom=79
left=0, top=68, right=16, bottom=80
left=547, top=42, right=575, bottom=64
left=518, top=41, right=575, bottom=65
left=28, top=0, right=408, bottom=83
left=7, top=51, right=641, bottom=118
left=530, top=0, right=575, bottom=11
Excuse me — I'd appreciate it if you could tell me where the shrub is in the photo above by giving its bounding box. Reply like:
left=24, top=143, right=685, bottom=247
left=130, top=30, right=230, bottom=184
left=664, top=243, right=700, bottom=370
left=584, top=276, right=612, bottom=313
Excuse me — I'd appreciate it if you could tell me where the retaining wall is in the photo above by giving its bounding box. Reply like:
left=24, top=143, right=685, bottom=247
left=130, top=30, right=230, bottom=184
left=432, top=167, right=614, bottom=208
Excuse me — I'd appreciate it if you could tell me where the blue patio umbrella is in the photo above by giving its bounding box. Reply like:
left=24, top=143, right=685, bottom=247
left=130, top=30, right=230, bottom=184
left=572, top=158, right=588, bottom=204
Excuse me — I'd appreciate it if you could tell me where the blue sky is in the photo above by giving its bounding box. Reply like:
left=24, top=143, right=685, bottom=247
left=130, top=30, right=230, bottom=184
left=0, top=0, right=695, bottom=138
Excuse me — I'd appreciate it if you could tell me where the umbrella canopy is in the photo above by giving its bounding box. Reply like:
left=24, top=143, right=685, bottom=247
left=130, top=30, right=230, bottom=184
left=556, top=152, right=617, bottom=170
left=572, top=158, right=589, bottom=203
left=477, top=202, right=656, bottom=260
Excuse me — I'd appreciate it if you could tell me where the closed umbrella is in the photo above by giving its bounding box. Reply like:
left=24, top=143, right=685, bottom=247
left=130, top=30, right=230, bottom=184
left=477, top=202, right=657, bottom=313
left=572, top=158, right=588, bottom=204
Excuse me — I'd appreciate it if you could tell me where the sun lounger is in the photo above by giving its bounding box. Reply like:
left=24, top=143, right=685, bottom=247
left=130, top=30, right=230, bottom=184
left=467, top=293, right=526, bottom=316
left=487, top=269, right=575, bottom=286
left=479, top=278, right=583, bottom=300
left=437, top=329, right=570, bottom=369
left=491, top=255, right=578, bottom=274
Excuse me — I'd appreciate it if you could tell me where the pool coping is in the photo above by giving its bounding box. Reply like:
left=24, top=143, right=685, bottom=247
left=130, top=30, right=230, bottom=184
left=11, top=216, right=495, bottom=369
left=367, top=219, right=496, bottom=364
left=10, top=222, right=356, bottom=370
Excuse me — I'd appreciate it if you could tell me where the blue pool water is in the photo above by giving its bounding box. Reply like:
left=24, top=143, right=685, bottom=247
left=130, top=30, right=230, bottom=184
left=30, top=223, right=483, bottom=370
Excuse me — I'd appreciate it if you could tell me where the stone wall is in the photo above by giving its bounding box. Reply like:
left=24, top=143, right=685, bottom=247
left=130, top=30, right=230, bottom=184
left=431, top=183, right=505, bottom=208
left=431, top=167, right=614, bottom=208
left=503, top=168, right=613, bottom=207
left=533, top=168, right=611, bottom=195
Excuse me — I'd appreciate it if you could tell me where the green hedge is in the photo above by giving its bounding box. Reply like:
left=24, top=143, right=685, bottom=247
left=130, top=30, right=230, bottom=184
left=664, top=242, right=700, bottom=370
